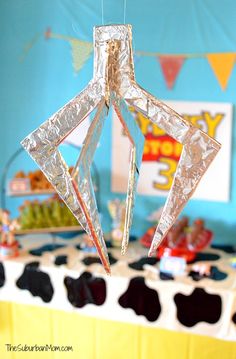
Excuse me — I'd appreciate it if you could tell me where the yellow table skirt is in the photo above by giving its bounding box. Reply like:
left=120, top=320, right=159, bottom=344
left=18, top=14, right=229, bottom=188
left=0, top=301, right=236, bottom=359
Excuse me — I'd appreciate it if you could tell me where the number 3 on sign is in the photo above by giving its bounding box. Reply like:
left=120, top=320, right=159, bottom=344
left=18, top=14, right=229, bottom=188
left=153, top=158, right=177, bottom=191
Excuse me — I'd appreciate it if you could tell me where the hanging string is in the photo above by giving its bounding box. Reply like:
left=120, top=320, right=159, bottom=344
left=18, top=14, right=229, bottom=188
left=101, top=0, right=104, bottom=25
left=123, top=0, right=127, bottom=24
left=101, top=0, right=127, bottom=25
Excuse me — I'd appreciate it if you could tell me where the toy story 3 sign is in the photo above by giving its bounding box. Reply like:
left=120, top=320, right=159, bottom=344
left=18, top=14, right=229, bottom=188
left=112, top=101, right=232, bottom=202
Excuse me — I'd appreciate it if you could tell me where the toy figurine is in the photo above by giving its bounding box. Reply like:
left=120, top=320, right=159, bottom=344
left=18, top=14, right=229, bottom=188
left=140, top=216, right=213, bottom=262
left=108, top=199, right=126, bottom=248
left=191, top=263, right=211, bottom=277
left=168, top=217, right=189, bottom=248
left=187, top=219, right=205, bottom=250
left=0, top=209, right=19, bottom=259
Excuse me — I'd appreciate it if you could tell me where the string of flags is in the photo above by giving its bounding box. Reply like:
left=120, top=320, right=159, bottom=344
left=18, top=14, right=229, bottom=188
left=22, top=27, right=236, bottom=91
left=44, top=28, right=93, bottom=73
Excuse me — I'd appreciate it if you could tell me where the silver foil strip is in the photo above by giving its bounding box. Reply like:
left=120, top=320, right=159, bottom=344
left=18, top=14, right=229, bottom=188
left=112, top=95, right=144, bottom=254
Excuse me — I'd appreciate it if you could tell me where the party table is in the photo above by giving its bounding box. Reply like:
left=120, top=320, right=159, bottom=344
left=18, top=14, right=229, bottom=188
left=0, top=234, right=236, bottom=359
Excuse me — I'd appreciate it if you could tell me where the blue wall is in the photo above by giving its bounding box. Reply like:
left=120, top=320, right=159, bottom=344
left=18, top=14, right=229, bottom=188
left=0, top=0, right=235, bottom=243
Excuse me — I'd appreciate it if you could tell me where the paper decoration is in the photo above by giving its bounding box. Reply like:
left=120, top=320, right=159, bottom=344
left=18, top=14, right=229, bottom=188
left=69, top=39, right=93, bottom=73
left=43, top=29, right=93, bottom=73
left=159, top=55, right=185, bottom=89
left=207, top=53, right=236, bottom=90
left=21, top=28, right=236, bottom=91
left=22, top=25, right=220, bottom=274
left=112, top=101, right=232, bottom=202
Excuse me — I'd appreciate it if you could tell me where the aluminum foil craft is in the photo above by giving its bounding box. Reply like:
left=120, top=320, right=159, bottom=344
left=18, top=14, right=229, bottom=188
left=21, top=24, right=221, bottom=274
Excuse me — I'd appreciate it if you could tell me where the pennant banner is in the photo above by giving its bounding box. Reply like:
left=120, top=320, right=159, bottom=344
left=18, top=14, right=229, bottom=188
left=69, top=39, right=93, bottom=73
left=159, top=55, right=185, bottom=89
left=21, top=29, right=236, bottom=91
left=207, top=53, right=236, bottom=90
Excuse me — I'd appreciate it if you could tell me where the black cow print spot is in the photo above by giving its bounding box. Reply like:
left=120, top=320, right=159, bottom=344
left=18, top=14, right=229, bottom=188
left=107, top=252, right=117, bottom=265
left=159, top=271, right=174, bottom=280
left=128, top=257, right=159, bottom=271
left=118, top=277, right=161, bottom=322
left=82, top=257, right=100, bottom=266
left=54, top=255, right=68, bottom=266
left=188, top=270, right=208, bottom=281
left=64, top=271, right=106, bottom=308
left=16, top=261, right=54, bottom=303
left=211, top=244, right=236, bottom=254
left=0, top=262, right=5, bottom=287
left=82, top=252, right=117, bottom=266
left=188, top=266, right=227, bottom=282
left=189, top=252, right=220, bottom=263
left=29, top=244, right=65, bottom=257
left=105, top=241, right=113, bottom=248
left=232, top=313, right=236, bottom=324
left=174, top=288, right=222, bottom=327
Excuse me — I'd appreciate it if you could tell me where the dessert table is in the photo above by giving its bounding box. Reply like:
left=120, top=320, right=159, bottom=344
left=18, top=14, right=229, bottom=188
left=0, top=234, right=236, bottom=359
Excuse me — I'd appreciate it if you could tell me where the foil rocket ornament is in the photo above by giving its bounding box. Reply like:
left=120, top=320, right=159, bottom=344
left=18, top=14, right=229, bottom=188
left=21, top=24, right=221, bottom=274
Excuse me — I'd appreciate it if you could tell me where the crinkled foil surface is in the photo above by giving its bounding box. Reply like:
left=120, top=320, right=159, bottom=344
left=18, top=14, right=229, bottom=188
left=21, top=24, right=221, bottom=273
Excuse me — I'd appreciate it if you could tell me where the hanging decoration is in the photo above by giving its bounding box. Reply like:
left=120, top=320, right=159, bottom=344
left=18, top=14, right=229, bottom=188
left=21, top=24, right=221, bottom=274
left=69, top=39, right=93, bottom=73
left=44, top=29, right=93, bottom=74
left=159, top=55, right=185, bottom=89
left=207, top=53, right=236, bottom=90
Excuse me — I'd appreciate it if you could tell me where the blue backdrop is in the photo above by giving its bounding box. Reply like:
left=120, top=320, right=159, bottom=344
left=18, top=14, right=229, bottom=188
left=0, top=0, right=235, bottom=243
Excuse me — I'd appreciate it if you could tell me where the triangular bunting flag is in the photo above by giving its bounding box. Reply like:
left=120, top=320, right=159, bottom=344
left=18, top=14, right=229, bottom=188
left=69, top=39, right=93, bottom=73
left=207, top=53, right=236, bottom=90
left=159, top=55, right=185, bottom=89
